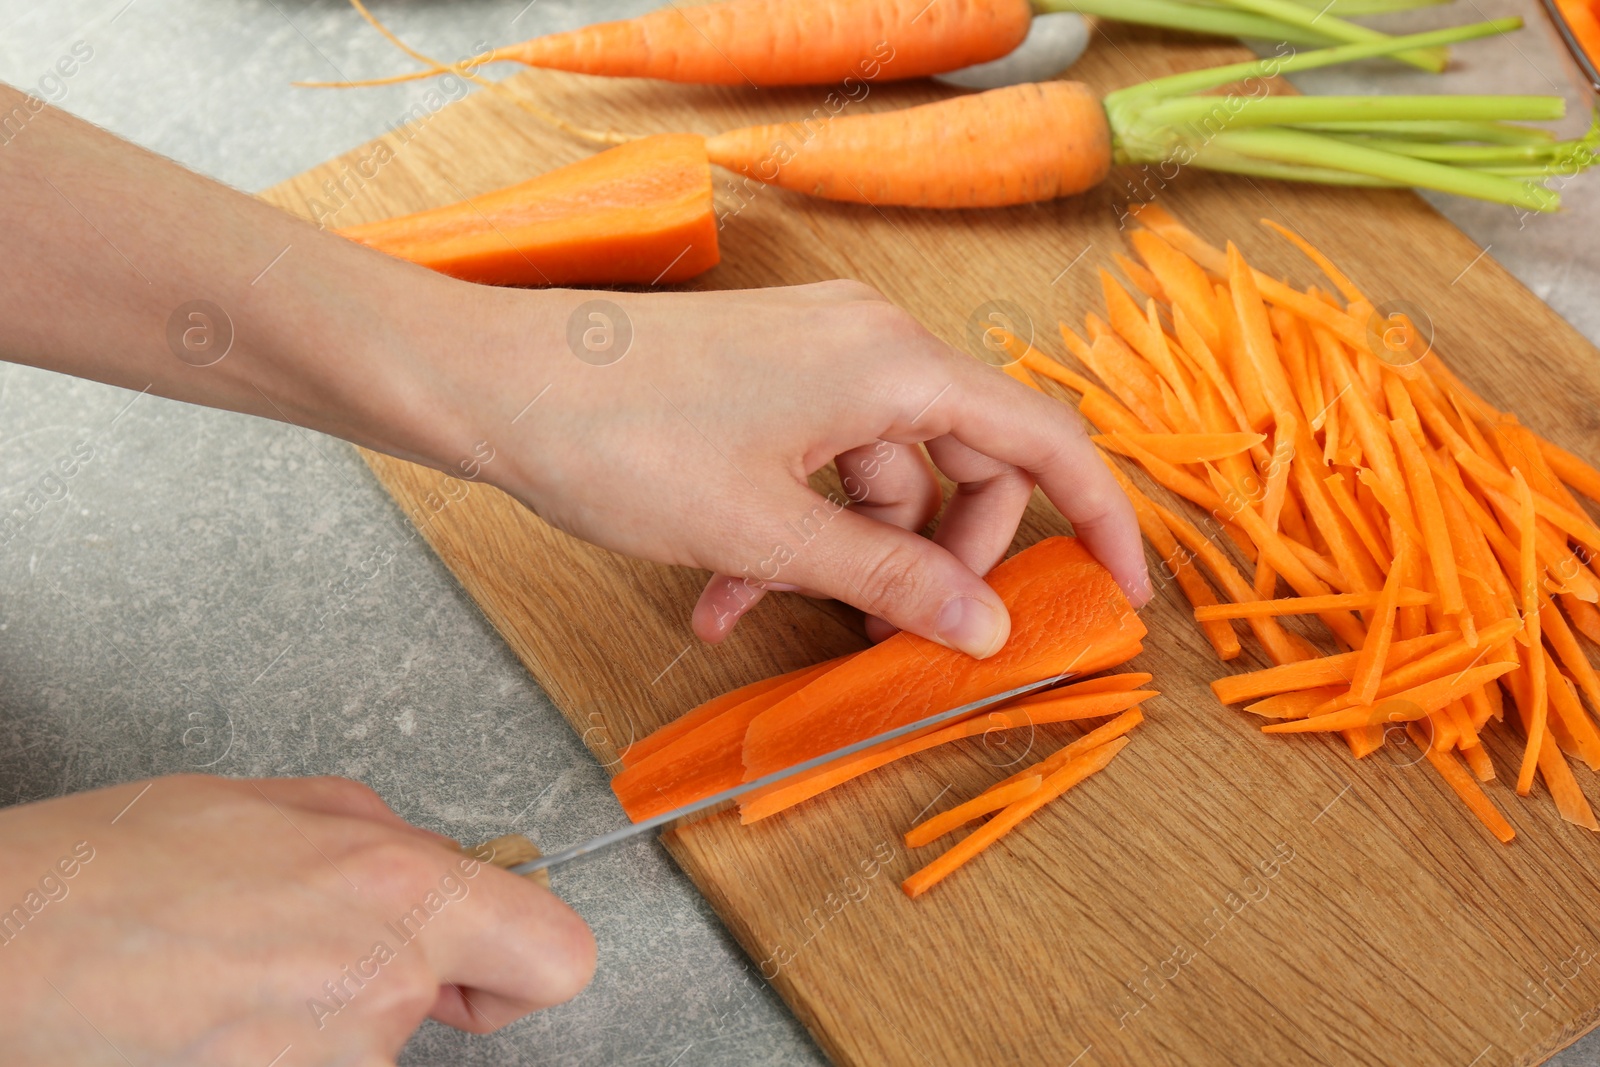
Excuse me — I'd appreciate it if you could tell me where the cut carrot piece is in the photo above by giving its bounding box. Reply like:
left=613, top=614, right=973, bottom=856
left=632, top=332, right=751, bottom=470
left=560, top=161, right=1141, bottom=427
left=904, top=775, right=1043, bottom=849
left=1262, top=661, right=1519, bottom=734
left=1457, top=449, right=1600, bottom=559
left=1325, top=472, right=1392, bottom=571
left=1348, top=534, right=1408, bottom=706
left=1544, top=598, right=1600, bottom=716
left=1112, top=251, right=1164, bottom=303
left=1210, top=631, right=1456, bottom=704
left=1312, top=618, right=1522, bottom=718
left=1194, top=589, right=1431, bottom=621
left=1391, top=420, right=1467, bottom=620
left=1566, top=595, right=1600, bottom=646
left=1541, top=437, right=1600, bottom=505
left=992, top=707, right=1146, bottom=793
left=1512, top=470, right=1546, bottom=796
left=620, top=655, right=847, bottom=768
left=341, top=134, right=719, bottom=286
left=902, top=736, right=1129, bottom=898
left=1407, top=724, right=1515, bottom=843
left=1245, top=688, right=1343, bottom=720
left=741, top=537, right=1145, bottom=781
left=1094, top=432, right=1264, bottom=465
left=1461, top=738, right=1496, bottom=781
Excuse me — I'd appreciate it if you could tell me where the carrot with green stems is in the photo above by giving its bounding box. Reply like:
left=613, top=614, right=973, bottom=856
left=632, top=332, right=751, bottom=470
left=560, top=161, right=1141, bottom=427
left=315, top=0, right=1032, bottom=88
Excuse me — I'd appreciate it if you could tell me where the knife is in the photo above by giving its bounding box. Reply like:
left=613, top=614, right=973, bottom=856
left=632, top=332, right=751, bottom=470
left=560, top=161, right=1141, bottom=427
left=484, top=671, right=1076, bottom=879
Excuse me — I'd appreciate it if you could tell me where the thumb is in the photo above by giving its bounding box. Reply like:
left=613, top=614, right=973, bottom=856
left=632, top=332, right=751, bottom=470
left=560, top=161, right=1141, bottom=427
left=777, top=490, right=1013, bottom=659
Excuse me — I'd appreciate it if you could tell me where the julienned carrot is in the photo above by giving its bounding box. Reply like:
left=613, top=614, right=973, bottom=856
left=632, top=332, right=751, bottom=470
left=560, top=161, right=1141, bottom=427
left=1193, top=589, right=1432, bottom=621
left=1094, top=431, right=1265, bottom=464
left=904, top=775, right=1043, bottom=849
left=1309, top=617, right=1523, bottom=717
left=1262, top=661, right=1519, bottom=734
left=1346, top=532, right=1406, bottom=706
left=1408, top=724, right=1516, bottom=842
left=1513, top=470, right=1547, bottom=796
left=340, top=135, right=719, bottom=286
left=902, top=737, right=1130, bottom=898
left=991, top=708, right=1145, bottom=792
left=1244, top=688, right=1344, bottom=720
left=1210, top=632, right=1457, bottom=704
left=1391, top=419, right=1467, bottom=621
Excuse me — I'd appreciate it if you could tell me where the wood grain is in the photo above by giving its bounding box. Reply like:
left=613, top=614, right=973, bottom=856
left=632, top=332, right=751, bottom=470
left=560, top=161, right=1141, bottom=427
left=262, top=24, right=1600, bottom=1066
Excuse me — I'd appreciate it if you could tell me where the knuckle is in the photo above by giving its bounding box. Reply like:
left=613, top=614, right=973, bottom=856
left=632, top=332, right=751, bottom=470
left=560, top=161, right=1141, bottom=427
left=306, top=776, right=392, bottom=817
left=343, top=840, right=445, bottom=903
left=852, top=539, right=933, bottom=619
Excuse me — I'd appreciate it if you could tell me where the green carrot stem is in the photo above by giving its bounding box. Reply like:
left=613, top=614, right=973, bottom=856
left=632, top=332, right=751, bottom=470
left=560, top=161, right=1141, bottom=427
left=1209, top=0, right=1447, bottom=71
left=1289, top=119, right=1558, bottom=143
left=1276, top=0, right=1452, bottom=13
left=1105, top=18, right=1521, bottom=104
left=1036, top=0, right=1336, bottom=44
left=1204, top=128, right=1560, bottom=209
left=1316, top=136, right=1579, bottom=162
left=1186, top=146, right=1404, bottom=184
left=1143, top=94, right=1566, bottom=129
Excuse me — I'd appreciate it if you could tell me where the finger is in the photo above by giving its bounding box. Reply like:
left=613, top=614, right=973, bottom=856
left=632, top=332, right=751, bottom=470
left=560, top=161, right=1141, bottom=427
left=923, top=435, right=1036, bottom=576
left=246, top=776, right=458, bottom=849
left=765, top=483, right=1011, bottom=658
left=693, top=573, right=770, bottom=643
left=835, top=441, right=941, bottom=534
left=890, top=360, right=1151, bottom=607
left=409, top=861, right=596, bottom=1024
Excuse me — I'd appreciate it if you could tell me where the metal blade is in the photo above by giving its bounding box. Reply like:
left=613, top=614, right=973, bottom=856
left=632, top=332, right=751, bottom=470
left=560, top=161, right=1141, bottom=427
left=509, top=671, right=1076, bottom=876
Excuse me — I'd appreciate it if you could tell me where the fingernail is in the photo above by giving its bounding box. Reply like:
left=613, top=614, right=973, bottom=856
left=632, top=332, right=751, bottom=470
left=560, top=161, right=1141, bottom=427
left=934, top=597, right=1008, bottom=659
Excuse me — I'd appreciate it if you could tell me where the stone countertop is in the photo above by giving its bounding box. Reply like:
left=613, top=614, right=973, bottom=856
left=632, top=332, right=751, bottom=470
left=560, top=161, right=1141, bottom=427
left=0, top=2, right=1594, bottom=1065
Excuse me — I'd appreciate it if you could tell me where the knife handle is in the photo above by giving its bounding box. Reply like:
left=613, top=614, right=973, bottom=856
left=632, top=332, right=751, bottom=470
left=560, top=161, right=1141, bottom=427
left=463, top=833, right=551, bottom=889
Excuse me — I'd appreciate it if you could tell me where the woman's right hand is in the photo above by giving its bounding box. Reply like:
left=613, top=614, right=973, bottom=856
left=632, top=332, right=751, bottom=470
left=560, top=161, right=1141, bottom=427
left=0, top=774, right=595, bottom=1066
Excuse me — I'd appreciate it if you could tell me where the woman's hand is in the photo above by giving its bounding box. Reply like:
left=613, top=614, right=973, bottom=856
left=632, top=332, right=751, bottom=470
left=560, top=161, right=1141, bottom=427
left=449, top=281, right=1150, bottom=658
left=0, top=775, right=594, bottom=1066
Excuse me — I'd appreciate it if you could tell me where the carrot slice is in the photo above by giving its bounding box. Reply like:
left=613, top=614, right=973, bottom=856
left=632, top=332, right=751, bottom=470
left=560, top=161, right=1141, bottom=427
left=901, top=736, right=1129, bottom=898
left=1347, top=535, right=1407, bottom=707
left=1324, top=472, right=1392, bottom=571
left=1312, top=618, right=1522, bottom=718
left=1544, top=597, right=1600, bottom=717
left=1540, top=437, right=1600, bottom=505
left=904, top=775, right=1044, bottom=849
left=1461, top=737, right=1496, bottom=781
left=1391, top=420, right=1467, bottom=621
left=1244, top=688, right=1344, bottom=720
left=1194, top=589, right=1431, bottom=621
left=741, top=537, right=1145, bottom=781
left=992, top=707, right=1146, bottom=793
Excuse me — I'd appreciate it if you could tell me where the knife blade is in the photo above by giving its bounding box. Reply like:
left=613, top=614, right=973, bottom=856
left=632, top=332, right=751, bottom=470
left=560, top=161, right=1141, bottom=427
left=507, top=670, right=1077, bottom=876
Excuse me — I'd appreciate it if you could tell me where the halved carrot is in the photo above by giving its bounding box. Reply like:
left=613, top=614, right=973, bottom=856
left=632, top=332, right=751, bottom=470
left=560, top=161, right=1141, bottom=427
left=1194, top=589, right=1432, bottom=621
left=904, top=775, right=1044, bottom=849
left=902, top=736, right=1129, bottom=898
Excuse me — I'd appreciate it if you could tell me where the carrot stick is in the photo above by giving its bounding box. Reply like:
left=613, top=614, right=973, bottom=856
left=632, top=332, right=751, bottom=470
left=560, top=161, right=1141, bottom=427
left=1461, top=736, right=1496, bottom=781
left=1391, top=419, right=1468, bottom=620
left=1543, top=597, right=1600, bottom=715
left=1210, top=631, right=1457, bottom=704
left=1347, top=532, right=1407, bottom=706
left=902, top=736, right=1130, bottom=898
left=904, top=775, right=1044, bottom=849
left=1227, top=243, right=1300, bottom=425
left=1540, top=438, right=1600, bottom=505
left=1194, top=589, right=1432, bottom=621
left=1130, top=228, right=1222, bottom=352
left=1313, top=617, right=1522, bottom=717
left=1325, top=472, right=1392, bottom=570
left=1245, top=687, right=1345, bottom=720
left=1456, top=449, right=1600, bottom=559
left=1094, top=432, right=1265, bottom=464
left=1258, top=218, right=1367, bottom=305
left=1262, top=661, right=1519, bottom=733
left=1512, top=469, right=1546, bottom=796
left=1542, top=645, right=1600, bottom=772
left=1113, top=252, right=1165, bottom=303
left=992, top=708, right=1146, bottom=792
left=1407, top=723, right=1516, bottom=842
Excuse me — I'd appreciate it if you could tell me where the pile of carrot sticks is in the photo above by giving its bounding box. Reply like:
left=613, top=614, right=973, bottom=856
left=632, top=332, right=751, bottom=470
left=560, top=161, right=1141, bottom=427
left=1004, top=205, right=1600, bottom=843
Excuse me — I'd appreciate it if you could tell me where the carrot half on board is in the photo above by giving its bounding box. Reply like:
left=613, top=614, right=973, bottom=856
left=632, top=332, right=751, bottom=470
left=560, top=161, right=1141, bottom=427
left=738, top=537, right=1146, bottom=781
left=339, top=134, right=719, bottom=287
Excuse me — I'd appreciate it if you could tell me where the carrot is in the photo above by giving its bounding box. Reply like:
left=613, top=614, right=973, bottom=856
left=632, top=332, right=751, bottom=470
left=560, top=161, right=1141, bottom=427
left=342, top=0, right=1033, bottom=88
left=1194, top=589, right=1432, bottom=621
left=1390, top=420, right=1468, bottom=623
left=620, top=654, right=847, bottom=769
left=1540, top=437, right=1600, bottom=505
left=1346, top=533, right=1407, bottom=706
left=1261, top=661, right=1519, bottom=734
left=340, top=134, right=719, bottom=286
left=991, top=708, right=1147, bottom=793
left=740, top=537, right=1145, bottom=780
left=1456, top=449, right=1600, bottom=559
left=1310, top=618, right=1522, bottom=717
left=1408, top=724, right=1516, bottom=843
left=1094, top=432, right=1264, bottom=464
left=1324, top=473, right=1392, bottom=570
left=904, top=775, right=1043, bottom=849
left=1130, top=228, right=1222, bottom=353
left=1512, top=470, right=1547, bottom=796
left=737, top=690, right=1155, bottom=823
left=1542, top=646, right=1600, bottom=771
left=1210, top=632, right=1457, bottom=704
left=1543, top=598, right=1600, bottom=717
left=902, top=736, right=1129, bottom=898
left=1113, top=252, right=1165, bottom=304
left=1245, top=688, right=1345, bottom=720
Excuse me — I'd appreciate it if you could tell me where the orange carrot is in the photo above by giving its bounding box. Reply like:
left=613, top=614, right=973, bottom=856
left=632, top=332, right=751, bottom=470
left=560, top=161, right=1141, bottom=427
left=1094, top=432, right=1264, bottom=464
left=1210, top=631, right=1456, bottom=704
left=902, top=736, right=1129, bottom=898
left=1512, top=470, right=1546, bottom=796
left=1408, top=724, right=1515, bottom=842
left=1390, top=419, right=1467, bottom=621
left=341, top=135, right=719, bottom=286
left=991, top=707, right=1147, bottom=792
left=1245, top=688, right=1344, bottom=720
left=707, top=82, right=1110, bottom=208
left=904, top=775, right=1043, bottom=849
left=741, top=537, right=1145, bottom=780
left=1347, top=533, right=1408, bottom=706
left=1311, top=618, right=1522, bottom=717
left=1193, top=589, right=1432, bottom=621
left=1540, top=437, right=1600, bottom=505
left=1262, top=661, right=1519, bottom=733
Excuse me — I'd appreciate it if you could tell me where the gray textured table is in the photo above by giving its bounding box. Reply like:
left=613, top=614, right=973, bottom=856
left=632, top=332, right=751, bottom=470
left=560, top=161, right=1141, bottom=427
left=0, top=2, right=1595, bottom=1065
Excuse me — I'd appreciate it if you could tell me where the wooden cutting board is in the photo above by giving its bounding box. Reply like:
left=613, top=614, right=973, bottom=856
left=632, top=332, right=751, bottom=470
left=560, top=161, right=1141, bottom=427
left=263, top=24, right=1600, bottom=1066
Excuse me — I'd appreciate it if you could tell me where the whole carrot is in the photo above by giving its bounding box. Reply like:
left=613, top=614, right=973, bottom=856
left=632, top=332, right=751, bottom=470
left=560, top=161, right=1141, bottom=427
left=319, top=0, right=1033, bottom=88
